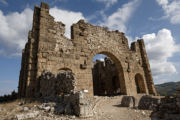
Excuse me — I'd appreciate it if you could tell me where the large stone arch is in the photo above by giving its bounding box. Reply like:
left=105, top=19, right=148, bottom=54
left=90, top=51, right=127, bottom=95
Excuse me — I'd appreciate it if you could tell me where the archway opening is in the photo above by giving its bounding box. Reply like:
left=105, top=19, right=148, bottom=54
left=135, top=74, right=146, bottom=94
left=92, top=53, right=125, bottom=96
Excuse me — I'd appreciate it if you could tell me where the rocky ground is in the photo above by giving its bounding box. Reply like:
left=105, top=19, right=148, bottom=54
left=0, top=96, right=153, bottom=120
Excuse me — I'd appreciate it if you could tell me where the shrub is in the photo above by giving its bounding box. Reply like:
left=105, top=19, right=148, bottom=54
left=0, top=90, right=18, bottom=103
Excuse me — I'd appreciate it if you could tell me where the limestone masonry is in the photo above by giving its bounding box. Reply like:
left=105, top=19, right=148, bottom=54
left=18, top=2, right=156, bottom=99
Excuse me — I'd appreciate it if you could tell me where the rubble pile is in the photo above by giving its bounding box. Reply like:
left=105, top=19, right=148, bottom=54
left=38, top=92, right=94, bottom=117
left=12, top=103, right=77, bottom=120
left=151, top=86, right=180, bottom=120
left=11, top=91, right=95, bottom=120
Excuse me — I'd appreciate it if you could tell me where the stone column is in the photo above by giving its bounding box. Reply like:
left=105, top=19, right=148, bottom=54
left=137, top=39, right=157, bottom=95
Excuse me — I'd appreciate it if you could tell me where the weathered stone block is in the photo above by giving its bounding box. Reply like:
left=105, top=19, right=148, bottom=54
left=121, top=96, right=136, bottom=108
left=138, top=95, right=160, bottom=110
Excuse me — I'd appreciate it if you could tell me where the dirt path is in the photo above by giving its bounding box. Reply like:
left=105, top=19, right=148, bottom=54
left=92, top=96, right=152, bottom=120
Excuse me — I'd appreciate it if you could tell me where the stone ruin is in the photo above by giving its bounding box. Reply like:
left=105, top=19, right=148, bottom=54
left=18, top=2, right=157, bottom=117
left=150, top=86, right=180, bottom=120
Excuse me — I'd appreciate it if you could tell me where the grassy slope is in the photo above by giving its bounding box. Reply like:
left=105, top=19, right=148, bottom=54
left=155, top=81, right=180, bottom=96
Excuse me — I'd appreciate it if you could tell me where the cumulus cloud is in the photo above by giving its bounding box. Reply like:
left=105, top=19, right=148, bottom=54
left=0, top=49, right=4, bottom=55
left=0, top=0, right=7, bottom=5
left=93, top=54, right=106, bottom=62
left=0, top=7, right=85, bottom=57
left=153, top=72, right=180, bottom=84
left=142, top=28, right=179, bottom=76
left=156, top=0, right=168, bottom=5
left=49, top=7, right=85, bottom=38
left=96, top=0, right=117, bottom=8
left=0, top=1, right=139, bottom=57
left=156, top=0, right=180, bottom=24
left=87, top=0, right=118, bottom=22
left=0, top=8, right=33, bottom=56
left=100, top=0, right=140, bottom=33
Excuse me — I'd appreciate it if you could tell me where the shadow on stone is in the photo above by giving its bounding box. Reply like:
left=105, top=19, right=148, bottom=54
left=22, top=70, right=94, bottom=118
left=120, top=96, right=136, bottom=108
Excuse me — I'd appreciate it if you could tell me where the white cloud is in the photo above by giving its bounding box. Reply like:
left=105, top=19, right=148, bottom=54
left=50, top=7, right=85, bottom=38
left=150, top=60, right=176, bottom=76
left=0, top=0, right=7, bottom=5
left=99, top=58, right=105, bottom=61
left=93, top=54, right=106, bottom=62
left=100, top=0, right=140, bottom=33
left=153, top=72, right=180, bottom=84
left=96, top=0, right=117, bottom=8
left=0, top=49, right=4, bottom=55
left=0, top=1, right=138, bottom=58
left=156, top=0, right=168, bottom=5
left=0, top=8, right=33, bottom=56
left=0, top=7, right=85, bottom=57
left=142, top=28, right=179, bottom=76
left=156, top=0, right=180, bottom=24
left=87, top=0, right=118, bottom=23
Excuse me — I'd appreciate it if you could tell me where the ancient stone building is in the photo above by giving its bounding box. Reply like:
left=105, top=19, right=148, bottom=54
left=18, top=2, right=157, bottom=99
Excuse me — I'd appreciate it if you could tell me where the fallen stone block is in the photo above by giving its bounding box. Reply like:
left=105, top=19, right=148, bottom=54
left=138, top=95, right=160, bottom=110
left=121, top=96, right=136, bottom=108
left=23, top=107, right=29, bottom=111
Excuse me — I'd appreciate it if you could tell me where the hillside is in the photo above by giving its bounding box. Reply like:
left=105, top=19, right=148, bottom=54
left=155, top=81, right=180, bottom=96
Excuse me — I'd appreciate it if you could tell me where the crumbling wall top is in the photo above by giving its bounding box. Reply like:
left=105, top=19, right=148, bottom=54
left=41, top=2, right=49, bottom=9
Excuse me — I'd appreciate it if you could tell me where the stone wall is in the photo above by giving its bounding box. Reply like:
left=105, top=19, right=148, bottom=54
left=38, top=70, right=76, bottom=97
left=151, top=85, right=180, bottom=120
left=18, top=2, right=156, bottom=99
left=176, top=85, right=180, bottom=108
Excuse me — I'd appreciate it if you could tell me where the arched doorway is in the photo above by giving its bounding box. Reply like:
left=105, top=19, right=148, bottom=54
left=92, top=52, right=126, bottom=96
left=135, top=73, right=146, bottom=94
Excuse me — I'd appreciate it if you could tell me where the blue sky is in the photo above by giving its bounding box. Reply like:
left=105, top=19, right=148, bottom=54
left=0, top=0, right=180, bottom=95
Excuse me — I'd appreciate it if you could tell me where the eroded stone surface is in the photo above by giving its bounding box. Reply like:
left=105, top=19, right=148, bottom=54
left=39, top=70, right=76, bottom=97
left=121, top=96, right=136, bottom=108
left=14, top=111, right=39, bottom=120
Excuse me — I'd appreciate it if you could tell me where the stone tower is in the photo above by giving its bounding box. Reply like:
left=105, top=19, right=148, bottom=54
left=18, top=2, right=156, bottom=98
